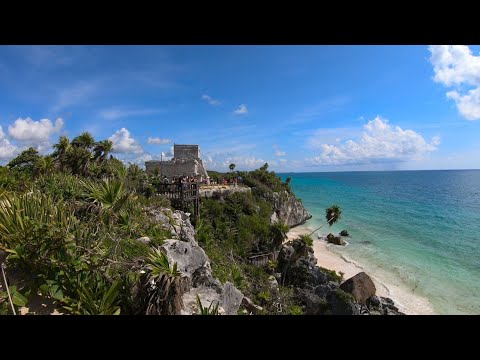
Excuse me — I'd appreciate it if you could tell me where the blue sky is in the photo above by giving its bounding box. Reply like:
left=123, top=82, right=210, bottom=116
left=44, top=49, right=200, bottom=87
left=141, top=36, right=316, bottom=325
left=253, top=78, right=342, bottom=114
left=1, top=45, right=480, bottom=172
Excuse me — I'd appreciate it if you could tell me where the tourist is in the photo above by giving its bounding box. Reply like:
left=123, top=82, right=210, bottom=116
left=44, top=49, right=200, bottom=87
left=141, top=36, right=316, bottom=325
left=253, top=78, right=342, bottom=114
left=163, top=176, right=170, bottom=184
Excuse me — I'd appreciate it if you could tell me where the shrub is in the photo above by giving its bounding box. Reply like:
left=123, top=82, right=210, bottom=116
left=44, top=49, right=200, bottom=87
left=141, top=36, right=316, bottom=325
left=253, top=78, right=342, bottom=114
left=289, top=305, right=303, bottom=315
left=298, top=234, right=313, bottom=247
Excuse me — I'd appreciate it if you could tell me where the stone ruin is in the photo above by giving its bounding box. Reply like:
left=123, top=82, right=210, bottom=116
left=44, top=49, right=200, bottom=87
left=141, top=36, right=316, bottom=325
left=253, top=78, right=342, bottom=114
left=145, top=144, right=208, bottom=181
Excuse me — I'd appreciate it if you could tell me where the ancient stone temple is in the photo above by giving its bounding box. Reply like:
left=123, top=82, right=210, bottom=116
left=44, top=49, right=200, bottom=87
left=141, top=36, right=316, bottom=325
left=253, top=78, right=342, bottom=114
left=145, top=144, right=208, bottom=180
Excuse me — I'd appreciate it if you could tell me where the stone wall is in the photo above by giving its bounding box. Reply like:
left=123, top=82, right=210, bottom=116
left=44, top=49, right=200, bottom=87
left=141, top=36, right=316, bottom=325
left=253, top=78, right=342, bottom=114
left=174, top=145, right=200, bottom=160
left=145, top=158, right=208, bottom=179
left=145, top=144, right=207, bottom=179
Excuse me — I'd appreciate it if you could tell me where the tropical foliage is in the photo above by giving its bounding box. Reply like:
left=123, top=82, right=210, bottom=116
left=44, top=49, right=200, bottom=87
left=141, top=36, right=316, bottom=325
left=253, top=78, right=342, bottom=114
left=0, top=136, right=334, bottom=315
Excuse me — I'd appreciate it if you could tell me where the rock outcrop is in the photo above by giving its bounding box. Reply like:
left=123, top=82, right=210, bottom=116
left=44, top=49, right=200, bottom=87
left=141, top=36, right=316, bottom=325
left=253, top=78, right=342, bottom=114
left=266, top=191, right=312, bottom=228
left=199, top=186, right=251, bottom=199
left=326, top=233, right=346, bottom=246
left=151, top=208, right=245, bottom=315
left=367, top=295, right=405, bottom=315
left=339, top=272, right=376, bottom=304
left=147, top=207, right=196, bottom=243
left=277, top=239, right=403, bottom=315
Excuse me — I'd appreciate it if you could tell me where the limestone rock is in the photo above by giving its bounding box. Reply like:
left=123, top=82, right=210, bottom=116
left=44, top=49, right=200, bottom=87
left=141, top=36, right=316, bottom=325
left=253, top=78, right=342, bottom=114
left=266, top=191, right=312, bottom=228
left=326, top=233, right=346, bottom=246
left=339, top=272, right=376, bottom=304
left=220, top=282, right=244, bottom=315
left=136, top=236, right=151, bottom=245
left=181, top=285, right=222, bottom=315
left=199, top=186, right=251, bottom=199
left=161, top=239, right=211, bottom=279
left=241, top=297, right=263, bottom=315
left=296, top=288, right=328, bottom=315
left=327, top=289, right=360, bottom=315
left=268, top=275, right=279, bottom=296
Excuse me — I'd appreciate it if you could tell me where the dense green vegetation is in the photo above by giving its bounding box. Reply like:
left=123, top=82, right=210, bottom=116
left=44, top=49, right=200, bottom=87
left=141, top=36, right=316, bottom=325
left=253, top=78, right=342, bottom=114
left=0, top=133, right=176, bottom=315
left=208, top=162, right=292, bottom=195
left=200, top=165, right=309, bottom=314
left=0, top=136, right=338, bottom=315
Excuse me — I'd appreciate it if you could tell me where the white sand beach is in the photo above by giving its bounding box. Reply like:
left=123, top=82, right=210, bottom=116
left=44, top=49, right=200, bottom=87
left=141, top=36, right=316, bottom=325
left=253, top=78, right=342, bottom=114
left=286, top=226, right=436, bottom=315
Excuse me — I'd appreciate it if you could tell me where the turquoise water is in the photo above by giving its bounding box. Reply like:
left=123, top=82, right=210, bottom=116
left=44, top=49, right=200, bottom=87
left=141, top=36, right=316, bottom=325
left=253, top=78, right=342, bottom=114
left=280, top=170, right=480, bottom=315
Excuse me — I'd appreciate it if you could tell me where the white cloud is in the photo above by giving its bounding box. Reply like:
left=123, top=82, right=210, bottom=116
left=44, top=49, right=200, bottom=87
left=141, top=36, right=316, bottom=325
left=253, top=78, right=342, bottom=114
left=109, top=128, right=143, bottom=154
left=273, top=144, right=286, bottom=157
left=446, top=88, right=480, bottom=120
left=307, top=117, right=440, bottom=165
left=221, top=156, right=264, bottom=170
left=233, top=104, right=248, bottom=115
left=203, top=151, right=264, bottom=171
left=201, top=94, right=221, bottom=106
left=148, top=137, right=171, bottom=144
left=99, top=108, right=165, bottom=120
left=8, top=117, right=63, bottom=142
left=0, top=126, right=18, bottom=159
left=429, top=45, right=480, bottom=120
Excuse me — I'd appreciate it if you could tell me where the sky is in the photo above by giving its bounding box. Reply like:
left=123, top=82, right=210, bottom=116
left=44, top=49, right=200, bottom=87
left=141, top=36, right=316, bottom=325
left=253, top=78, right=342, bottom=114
left=1, top=45, right=480, bottom=172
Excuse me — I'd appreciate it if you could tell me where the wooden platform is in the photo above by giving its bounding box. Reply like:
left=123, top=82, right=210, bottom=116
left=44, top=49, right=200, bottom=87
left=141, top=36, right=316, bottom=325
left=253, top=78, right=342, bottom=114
left=154, top=183, right=200, bottom=221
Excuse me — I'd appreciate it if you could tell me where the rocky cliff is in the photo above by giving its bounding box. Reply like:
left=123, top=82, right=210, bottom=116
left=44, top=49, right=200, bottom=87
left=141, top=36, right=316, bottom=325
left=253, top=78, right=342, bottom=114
left=277, top=239, right=404, bottom=315
left=147, top=207, right=244, bottom=315
left=199, top=185, right=250, bottom=199
left=266, top=191, right=312, bottom=228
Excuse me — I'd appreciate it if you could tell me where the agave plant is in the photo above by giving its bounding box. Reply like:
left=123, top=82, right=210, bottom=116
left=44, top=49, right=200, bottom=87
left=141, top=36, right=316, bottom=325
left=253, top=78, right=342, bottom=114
left=195, top=294, right=219, bottom=315
left=0, top=191, right=77, bottom=249
left=142, top=248, right=186, bottom=315
left=62, top=273, right=122, bottom=315
left=81, top=178, right=131, bottom=216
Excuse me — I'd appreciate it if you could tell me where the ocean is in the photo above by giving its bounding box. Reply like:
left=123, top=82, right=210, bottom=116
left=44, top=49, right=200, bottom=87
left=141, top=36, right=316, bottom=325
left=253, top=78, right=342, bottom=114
left=279, top=170, right=480, bottom=315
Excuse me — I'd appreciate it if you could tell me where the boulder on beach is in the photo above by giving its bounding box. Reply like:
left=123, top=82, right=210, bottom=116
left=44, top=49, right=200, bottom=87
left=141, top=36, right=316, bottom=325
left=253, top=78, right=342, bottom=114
left=339, top=272, right=376, bottom=304
left=326, top=233, right=346, bottom=246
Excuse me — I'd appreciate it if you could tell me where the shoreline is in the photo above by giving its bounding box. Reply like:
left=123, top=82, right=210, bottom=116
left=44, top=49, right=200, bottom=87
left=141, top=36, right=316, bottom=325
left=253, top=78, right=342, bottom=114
left=286, top=225, right=436, bottom=315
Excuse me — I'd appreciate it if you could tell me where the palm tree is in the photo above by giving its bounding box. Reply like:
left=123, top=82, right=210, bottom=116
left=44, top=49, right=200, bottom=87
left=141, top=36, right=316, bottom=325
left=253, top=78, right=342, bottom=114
left=308, top=204, right=342, bottom=236
left=93, top=140, right=113, bottom=163
left=65, top=147, right=92, bottom=176
left=72, top=132, right=95, bottom=149
left=52, top=136, right=71, bottom=169
left=36, top=156, right=55, bottom=176
left=127, top=163, right=142, bottom=180
left=229, top=163, right=236, bottom=172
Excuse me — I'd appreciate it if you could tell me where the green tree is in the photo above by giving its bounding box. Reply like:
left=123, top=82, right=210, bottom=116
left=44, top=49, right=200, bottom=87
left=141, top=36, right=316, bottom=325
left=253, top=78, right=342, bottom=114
left=72, top=132, right=95, bottom=149
left=93, top=140, right=113, bottom=163
left=229, top=163, right=236, bottom=172
left=36, top=156, right=55, bottom=176
left=65, top=146, right=92, bottom=176
left=52, top=136, right=71, bottom=170
left=7, top=147, right=40, bottom=172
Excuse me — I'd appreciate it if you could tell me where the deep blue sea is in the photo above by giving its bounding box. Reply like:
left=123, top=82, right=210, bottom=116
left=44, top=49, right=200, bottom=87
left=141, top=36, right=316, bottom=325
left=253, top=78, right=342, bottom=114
left=279, top=170, right=480, bottom=315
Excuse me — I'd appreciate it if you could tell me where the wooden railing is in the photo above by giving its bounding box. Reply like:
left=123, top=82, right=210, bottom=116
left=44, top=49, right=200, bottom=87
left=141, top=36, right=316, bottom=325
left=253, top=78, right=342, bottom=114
left=154, top=182, right=200, bottom=220
left=247, top=250, right=279, bottom=267
left=154, top=182, right=199, bottom=200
